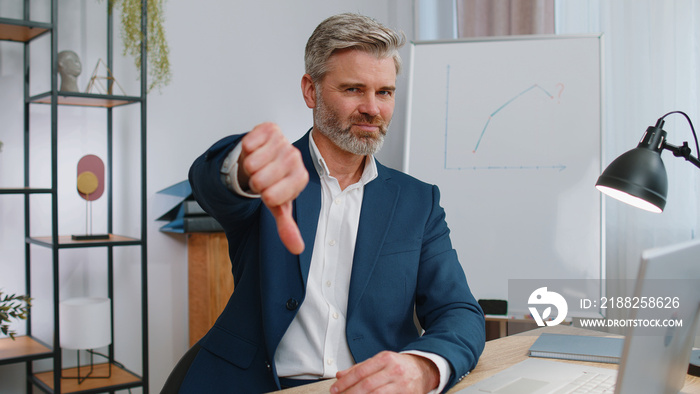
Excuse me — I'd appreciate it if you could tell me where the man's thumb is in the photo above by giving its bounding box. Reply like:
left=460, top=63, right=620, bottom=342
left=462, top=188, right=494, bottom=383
left=270, top=202, right=305, bottom=255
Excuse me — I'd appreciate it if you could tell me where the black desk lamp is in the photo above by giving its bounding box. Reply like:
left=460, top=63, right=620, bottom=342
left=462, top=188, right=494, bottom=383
left=595, top=111, right=700, bottom=213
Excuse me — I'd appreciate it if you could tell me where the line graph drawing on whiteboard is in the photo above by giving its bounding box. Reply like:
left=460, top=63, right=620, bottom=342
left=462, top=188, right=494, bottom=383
left=443, top=64, right=567, bottom=172
left=473, top=83, right=557, bottom=153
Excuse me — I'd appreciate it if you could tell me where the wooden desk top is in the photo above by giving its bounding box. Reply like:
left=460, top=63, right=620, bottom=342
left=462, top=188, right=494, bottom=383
left=275, top=325, right=700, bottom=393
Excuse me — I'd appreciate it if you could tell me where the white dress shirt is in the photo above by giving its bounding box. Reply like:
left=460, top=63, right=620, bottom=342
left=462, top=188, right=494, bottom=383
left=221, top=134, right=450, bottom=393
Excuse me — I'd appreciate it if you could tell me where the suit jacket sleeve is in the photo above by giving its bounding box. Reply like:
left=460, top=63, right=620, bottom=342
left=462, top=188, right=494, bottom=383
left=345, top=162, right=485, bottom=392
left=188, top=133, right=264, bottom=280
left=402, top=185, right=485, bottom=390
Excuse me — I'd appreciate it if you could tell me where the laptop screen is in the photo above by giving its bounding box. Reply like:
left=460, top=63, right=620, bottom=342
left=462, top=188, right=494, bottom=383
left=616, top=239, right=700, bottom=394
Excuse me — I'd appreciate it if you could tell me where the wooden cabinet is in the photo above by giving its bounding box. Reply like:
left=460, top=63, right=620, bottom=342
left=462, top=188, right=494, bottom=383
left=187, top=233, right=234, bottom=346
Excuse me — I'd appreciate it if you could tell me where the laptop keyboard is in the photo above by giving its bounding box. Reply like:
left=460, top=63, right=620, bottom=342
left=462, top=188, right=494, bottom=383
left=463, top=360, right=619, bottom=394
left=549, top=371, right=616, bottom=393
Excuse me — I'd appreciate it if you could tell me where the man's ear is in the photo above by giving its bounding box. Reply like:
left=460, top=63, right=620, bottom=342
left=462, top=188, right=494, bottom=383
left=301, top=74, right=317, bottom=109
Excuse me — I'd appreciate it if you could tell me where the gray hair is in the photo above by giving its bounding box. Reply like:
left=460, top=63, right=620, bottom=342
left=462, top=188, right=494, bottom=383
left=304, top=13, right=406, bottom=83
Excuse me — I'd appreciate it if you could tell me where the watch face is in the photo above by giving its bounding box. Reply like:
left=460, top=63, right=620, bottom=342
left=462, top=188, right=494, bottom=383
left=220, top=149, right=240, bottom=175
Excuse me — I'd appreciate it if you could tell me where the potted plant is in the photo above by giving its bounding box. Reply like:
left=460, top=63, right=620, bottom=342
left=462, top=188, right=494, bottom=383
left=1, top=290, right=31, bottom=340
left=107, top=0, right=171, bottom=92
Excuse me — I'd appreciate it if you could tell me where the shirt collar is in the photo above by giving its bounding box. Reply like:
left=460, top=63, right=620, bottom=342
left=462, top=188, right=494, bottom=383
left=309, top=131, right=378, bottom=186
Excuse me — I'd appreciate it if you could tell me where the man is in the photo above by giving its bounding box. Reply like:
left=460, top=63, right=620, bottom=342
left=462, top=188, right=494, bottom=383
left=181, top=13, right=484, bottom=393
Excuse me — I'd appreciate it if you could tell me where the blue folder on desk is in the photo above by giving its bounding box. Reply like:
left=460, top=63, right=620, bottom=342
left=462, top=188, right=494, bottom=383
left=528, top=333, right=623, bottom=364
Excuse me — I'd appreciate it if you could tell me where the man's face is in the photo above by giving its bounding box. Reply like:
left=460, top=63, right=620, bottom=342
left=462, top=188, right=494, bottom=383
left=313, top=49, right=396, bottom=156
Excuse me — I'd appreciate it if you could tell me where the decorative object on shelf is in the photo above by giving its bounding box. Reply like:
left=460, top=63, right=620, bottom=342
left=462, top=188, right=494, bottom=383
left=57, top=50, right=82, bottom=92
left=596, top=111, right=700, bottom=213
left=86, top=58, right=127, bottom=95
left=105, top=0, right=171, bottom=92
left=59, top=297, right=112, bottom=383
left=72, top=155, right=110, bottom=240
left=0, top=290, right=32, bottom=340
left=156, top=180, right=224, bottom=233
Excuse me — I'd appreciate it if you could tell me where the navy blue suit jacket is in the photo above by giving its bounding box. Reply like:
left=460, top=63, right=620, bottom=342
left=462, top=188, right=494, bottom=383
left=181, top=131, right=485, bottom=393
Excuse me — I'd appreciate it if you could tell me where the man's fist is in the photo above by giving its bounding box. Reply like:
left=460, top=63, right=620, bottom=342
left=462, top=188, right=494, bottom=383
left=238, top=123, right=309, bottom=255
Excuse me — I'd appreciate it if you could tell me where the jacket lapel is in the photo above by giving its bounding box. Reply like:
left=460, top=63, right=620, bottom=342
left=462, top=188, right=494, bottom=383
left=294, top=133, right=320, bottom=287
left=346, top=162, right=399, bottom=320
left=260, top=131, right=319, bottom=365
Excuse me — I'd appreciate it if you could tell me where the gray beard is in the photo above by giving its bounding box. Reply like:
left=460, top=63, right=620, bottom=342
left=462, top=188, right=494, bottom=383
left=314, top=94, right=388, bottom=156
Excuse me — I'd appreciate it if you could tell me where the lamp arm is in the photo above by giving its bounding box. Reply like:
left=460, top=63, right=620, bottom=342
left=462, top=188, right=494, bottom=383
left=658, top=110, right=700, bottom=157
left=662, top=141, right=700, bottom=170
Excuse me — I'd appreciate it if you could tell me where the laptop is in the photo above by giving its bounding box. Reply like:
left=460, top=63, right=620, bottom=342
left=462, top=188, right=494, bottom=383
left=457, top=239, right=700, bottom=394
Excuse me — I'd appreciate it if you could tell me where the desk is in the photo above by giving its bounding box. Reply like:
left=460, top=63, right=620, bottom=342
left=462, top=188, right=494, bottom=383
left=484, top=315, right=543, bottom=340
left=276, top=325, right=700, bottom=393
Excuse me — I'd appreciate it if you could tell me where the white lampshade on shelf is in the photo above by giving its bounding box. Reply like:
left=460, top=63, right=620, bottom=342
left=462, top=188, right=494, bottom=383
left=59, top=297, right=111, bottom=350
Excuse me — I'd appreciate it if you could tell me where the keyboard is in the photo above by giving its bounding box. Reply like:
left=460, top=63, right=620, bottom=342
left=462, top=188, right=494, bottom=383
left=456, top=358, right=618, bottom=394
left=549, top=371, right=616, bottom=393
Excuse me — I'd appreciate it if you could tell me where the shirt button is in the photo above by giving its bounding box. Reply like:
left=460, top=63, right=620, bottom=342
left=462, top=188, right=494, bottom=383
left=332, top=312, right=339, bottom=319
left=328, top=239, right=336, bottom=246
left=334, top=198, right=342, bottom=205
left=325, top=280, right=332, bottom=287
left=327, top=358, right=334, bottom=365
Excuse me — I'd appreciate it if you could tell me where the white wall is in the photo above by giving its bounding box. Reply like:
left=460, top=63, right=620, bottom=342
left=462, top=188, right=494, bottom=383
left=415, top=0, right=456, bottom=40
left=0, top=1, right=415, bottom=392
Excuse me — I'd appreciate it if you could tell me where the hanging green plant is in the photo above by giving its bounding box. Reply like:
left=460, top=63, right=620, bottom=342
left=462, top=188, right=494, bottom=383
left=107, top=0, right=171, bottom=93
left=0, top=290, right=31, bottom=340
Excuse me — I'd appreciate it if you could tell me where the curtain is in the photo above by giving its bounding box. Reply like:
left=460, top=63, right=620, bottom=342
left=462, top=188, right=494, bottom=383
left=456, top=0, right=555, bottom=37
left=556, top=0, right=700, bottom=333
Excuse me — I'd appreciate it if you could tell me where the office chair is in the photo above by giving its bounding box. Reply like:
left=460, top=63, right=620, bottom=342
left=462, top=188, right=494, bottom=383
left=160, top=343, right=201, bottom=393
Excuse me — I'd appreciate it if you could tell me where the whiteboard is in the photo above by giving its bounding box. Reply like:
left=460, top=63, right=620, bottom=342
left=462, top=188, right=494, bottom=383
left=404, top=35, right=604, bottom=317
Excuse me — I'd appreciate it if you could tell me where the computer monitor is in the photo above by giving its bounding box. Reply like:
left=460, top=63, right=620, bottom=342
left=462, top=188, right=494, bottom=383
left=616, top=238, right=700, bottom=394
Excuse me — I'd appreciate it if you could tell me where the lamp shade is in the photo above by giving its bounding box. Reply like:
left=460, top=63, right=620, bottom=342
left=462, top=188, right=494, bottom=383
left=595, top=146, right=668, bottom=212
left=59, top=297, right=111, bottom=350
left=597, top=112, right=700, bottom=213
left=595, top=124, right=670, bottom=213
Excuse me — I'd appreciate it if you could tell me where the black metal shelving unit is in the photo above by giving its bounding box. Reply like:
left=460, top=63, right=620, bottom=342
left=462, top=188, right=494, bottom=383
left=0, top=1, right=148, bottom=392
